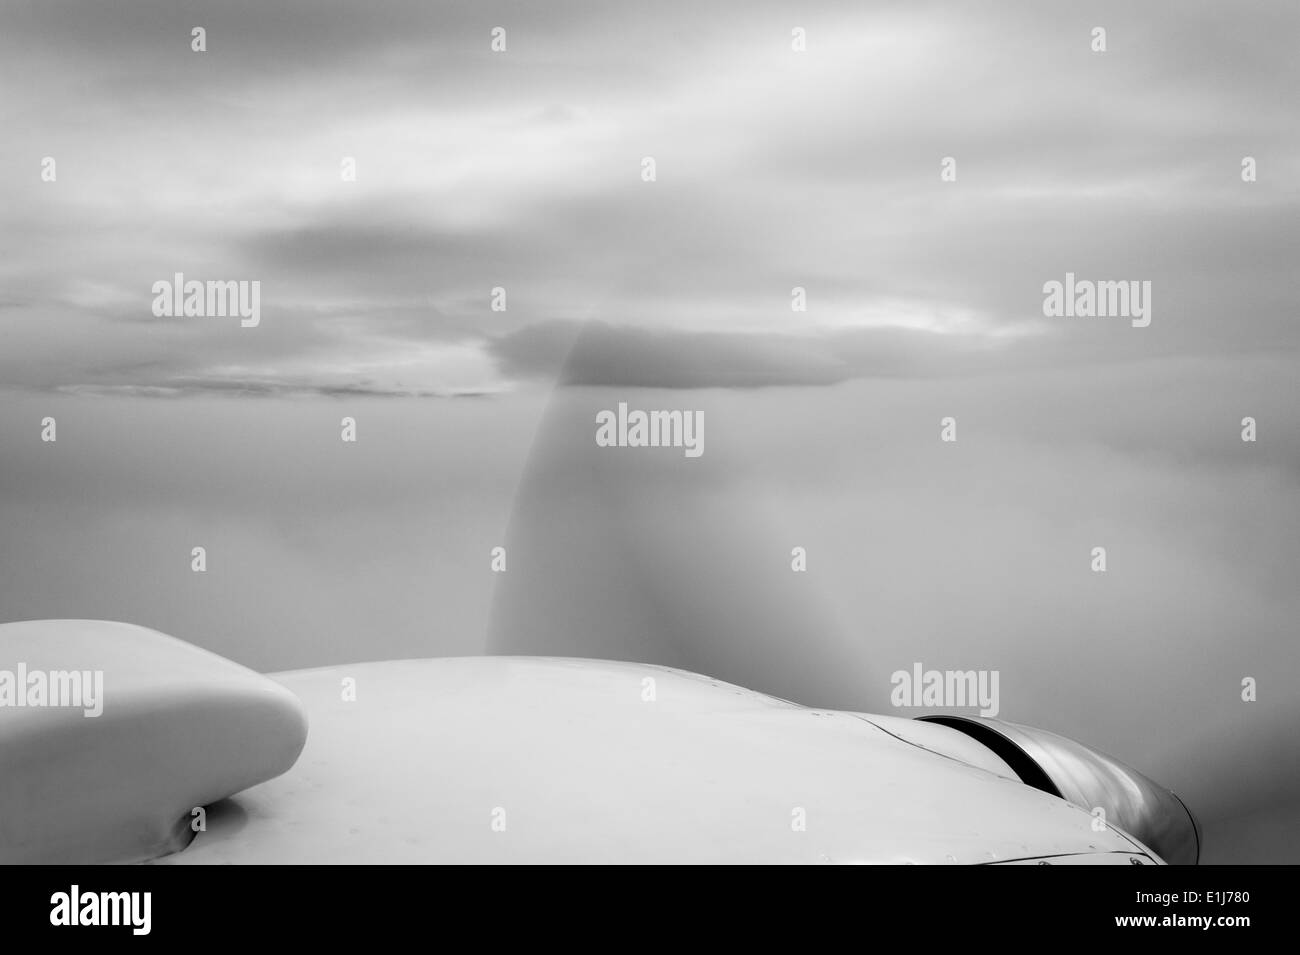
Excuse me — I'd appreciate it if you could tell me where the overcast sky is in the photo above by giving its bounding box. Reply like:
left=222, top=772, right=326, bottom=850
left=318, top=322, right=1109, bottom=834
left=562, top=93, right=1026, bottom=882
left=2, top=0, right=1296, bottom=395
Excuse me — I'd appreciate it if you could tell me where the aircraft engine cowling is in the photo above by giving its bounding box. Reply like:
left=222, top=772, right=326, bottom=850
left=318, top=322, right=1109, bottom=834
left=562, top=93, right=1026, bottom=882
left=917, top=715, right=1200, bottom=865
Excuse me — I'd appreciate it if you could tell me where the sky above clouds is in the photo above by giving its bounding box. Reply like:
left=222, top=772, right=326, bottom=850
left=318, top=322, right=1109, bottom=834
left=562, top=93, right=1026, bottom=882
left=1, top=0, right=1297, bottom=395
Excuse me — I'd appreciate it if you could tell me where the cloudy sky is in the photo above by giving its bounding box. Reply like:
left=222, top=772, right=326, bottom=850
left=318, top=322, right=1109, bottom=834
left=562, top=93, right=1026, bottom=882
left=2, top=1, right=1298, bottom=861
left=3, top=0, right=1297, bottom=394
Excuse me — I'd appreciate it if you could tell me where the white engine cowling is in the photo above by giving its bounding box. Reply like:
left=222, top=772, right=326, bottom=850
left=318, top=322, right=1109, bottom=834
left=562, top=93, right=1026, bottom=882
left=918, top=715, right=1200, bottom=865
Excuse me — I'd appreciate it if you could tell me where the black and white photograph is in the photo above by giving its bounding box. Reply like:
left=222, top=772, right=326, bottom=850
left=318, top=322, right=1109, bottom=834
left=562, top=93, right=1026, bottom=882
left=0, top=0, right=1294, bottom=930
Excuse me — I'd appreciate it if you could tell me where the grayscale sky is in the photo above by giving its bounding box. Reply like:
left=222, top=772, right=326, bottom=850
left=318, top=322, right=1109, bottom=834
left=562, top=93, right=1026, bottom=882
left=2, top=0, right=1297, bottom=394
